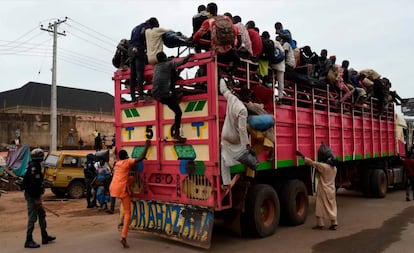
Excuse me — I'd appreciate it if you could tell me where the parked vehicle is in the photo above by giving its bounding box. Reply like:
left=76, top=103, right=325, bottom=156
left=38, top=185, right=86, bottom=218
left=43, top=152, right=87, bottom=199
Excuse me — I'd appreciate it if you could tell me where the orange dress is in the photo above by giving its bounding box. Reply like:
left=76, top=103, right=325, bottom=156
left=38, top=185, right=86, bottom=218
left=109, top=158, right=136, bottom=198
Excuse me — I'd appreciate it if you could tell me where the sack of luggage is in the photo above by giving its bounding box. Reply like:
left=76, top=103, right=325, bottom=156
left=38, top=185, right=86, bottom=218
left=211, top=15, right=234, bottom=46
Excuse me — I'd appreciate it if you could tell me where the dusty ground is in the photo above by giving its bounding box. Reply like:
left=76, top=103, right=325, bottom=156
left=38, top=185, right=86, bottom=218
left=0, top=149, right=123, bottom=252
left=0, top=190, right=120, bottom=250
left=2, top=187, right=414, bottom=253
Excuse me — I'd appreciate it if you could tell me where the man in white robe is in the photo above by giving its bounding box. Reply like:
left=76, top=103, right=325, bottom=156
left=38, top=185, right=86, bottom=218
left=219, top=78, right=250, bottom=188
left=296, top=145, right=338, bottom=230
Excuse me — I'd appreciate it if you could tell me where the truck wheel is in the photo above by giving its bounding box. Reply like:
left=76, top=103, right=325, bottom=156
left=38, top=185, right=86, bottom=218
left=361, top=169, right=372, bottom=197
left=240, top=184, right=280, bottom=237
left=51, top=187, right=66, bottom=197
left=279, top=180, right=309, bottom=225
left=67, top=181, right=85, bottom=199
left=370, top=169, right=387, bottom=198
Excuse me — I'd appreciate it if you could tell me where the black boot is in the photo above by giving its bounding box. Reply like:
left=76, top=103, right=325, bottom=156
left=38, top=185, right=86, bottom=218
left=25, top=235, right=40, bottom=248
left=171, top=125, right=186, bottom=143
left=41, top=230, right=56, bottom=245
left=24, top=241, right=40, bottom=248
left=42, top=235, right=56, bottom=245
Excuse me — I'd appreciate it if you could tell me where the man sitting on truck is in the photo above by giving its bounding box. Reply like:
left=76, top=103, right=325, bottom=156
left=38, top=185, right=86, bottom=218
left=191, top=2, right=239, bottom=72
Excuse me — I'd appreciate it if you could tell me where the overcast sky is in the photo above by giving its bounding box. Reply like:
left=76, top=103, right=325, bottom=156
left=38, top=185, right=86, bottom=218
left=1, top=0, right=413, bottom=102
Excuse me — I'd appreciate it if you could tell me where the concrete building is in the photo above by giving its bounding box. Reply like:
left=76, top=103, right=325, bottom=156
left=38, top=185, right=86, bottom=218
left=0, top=82, right=115, bottom=151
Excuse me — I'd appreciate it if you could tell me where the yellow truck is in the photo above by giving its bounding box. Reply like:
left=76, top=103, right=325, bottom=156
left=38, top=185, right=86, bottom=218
left=43, top=151, right=87, bottom=198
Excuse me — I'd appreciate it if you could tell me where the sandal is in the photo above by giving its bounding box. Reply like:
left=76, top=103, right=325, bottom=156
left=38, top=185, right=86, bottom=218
left=120, top=238, right=129, bottom=248
left=221, top=185, right=229, bottom=191
left=329, top=225, right=338, bottom=230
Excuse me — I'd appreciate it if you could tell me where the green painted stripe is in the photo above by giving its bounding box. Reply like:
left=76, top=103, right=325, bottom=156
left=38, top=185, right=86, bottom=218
left=229, top=151, right=397, bottom=174
left=194, top=100, right=206, bottom=111
left=229, top=161, right=278, bottom=173
left=277, top=159, right=294, bottom=168
left=124, top=108, right=140, bottom=118
left=257, top=161, right=272, bottom=171
left=344, top=155, right=353, bottom=161
left=185, top=101, right=197, bottom=112
left=195, top=161, right=206, bottom=175
left=374, top=152, right=380, bottom=158
left=229, top=164, right=245, bottom=174
left=131, top=108, right=140, bottom=117
left=124, top=109, right=132, bottom=118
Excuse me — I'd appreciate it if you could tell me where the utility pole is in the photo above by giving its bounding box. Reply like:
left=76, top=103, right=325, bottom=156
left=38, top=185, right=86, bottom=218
left=41, top=17, right=67, bottom=151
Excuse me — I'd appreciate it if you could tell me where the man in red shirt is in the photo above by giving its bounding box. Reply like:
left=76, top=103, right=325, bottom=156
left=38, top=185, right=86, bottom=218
left=191, top=3, right=239, bottom=74
left=245, top=20, right=263, bottom=62
left=191, top=2, right=238, bottom=55
left=404, top=152, right=414, bottom=201
left=251, top=84, right=274, bottom=113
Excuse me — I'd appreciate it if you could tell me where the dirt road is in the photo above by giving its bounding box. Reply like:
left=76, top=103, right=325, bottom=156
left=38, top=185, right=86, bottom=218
left=1, top=188, right=414, bottom=253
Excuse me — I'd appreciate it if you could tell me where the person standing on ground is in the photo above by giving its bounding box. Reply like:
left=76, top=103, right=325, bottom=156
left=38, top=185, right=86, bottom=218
left=95, top=132, right=102, bottom=151
left=296, top=143, right=338, bottom=230
left=404, top=152, right=414, bottom=201
left=68, top=129, right=74, bottom=146
left=109, top=141, right=150, bottom=248
left=21, top=148, right=56, bottom=248
left=84, top=153, right=97, bottom=208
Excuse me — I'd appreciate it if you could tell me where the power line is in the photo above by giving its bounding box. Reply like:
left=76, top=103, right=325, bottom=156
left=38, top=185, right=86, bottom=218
left=65, top=30, right=114, bottom=53
left=0, top=38, right=52, bottom=55
left=67, top=17, right=118, bottom=44
left=59, top=55, right=113, bottom=75
left=1, top=43, right=114, bottom=73
left=63, top=22, right=115, bottom=47
left=0, top=31, right=44, bottom=52
left=0, top=25, right=40, bottom=47
left=0, top=40, right=111, bottom=66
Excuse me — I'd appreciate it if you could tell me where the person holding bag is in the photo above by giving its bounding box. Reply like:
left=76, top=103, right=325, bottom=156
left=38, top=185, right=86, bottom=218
left=296, top=143, right=338, bottom=231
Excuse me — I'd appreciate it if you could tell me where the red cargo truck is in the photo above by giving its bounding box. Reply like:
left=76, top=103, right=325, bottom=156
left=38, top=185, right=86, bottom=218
left=112, top=51, right=405, bottom=248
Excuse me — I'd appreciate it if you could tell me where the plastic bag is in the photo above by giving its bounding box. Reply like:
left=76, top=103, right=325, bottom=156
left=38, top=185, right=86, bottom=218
left=317, top=142, right=335, bottom=164
left=247, top=114, right=275, bottom=131
left=237, top=149, right=259, bottom=171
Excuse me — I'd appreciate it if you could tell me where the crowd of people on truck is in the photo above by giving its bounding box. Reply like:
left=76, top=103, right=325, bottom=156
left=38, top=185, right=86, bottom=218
left=108, top=1, right=405, bottom=245
left=112, top=2, right=401, bottom=115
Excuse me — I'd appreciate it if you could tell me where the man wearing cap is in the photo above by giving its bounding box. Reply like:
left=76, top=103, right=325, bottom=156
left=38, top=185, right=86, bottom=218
left=109, top=141, right=150, bottom=248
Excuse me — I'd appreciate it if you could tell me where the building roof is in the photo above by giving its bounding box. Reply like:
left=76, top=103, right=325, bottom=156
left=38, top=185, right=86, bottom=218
left=0, top=82, right=114, bottom=113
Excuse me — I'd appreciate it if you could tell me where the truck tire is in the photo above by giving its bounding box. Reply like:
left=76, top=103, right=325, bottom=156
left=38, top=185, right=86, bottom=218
left=240, top=184, right=280, bottom=237
left=370, top=169, right=387, bottom=198
left=361, top=169, right=372, bottom=197
left=67, top=180, right=85, bottom=199
left=51, top=187, right=66, bottom=197
left=279, top=180, right=309, bottom=225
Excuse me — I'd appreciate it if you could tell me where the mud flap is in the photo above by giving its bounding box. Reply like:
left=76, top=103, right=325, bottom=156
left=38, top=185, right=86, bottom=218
left=118, top=199, right=214, bottom=249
